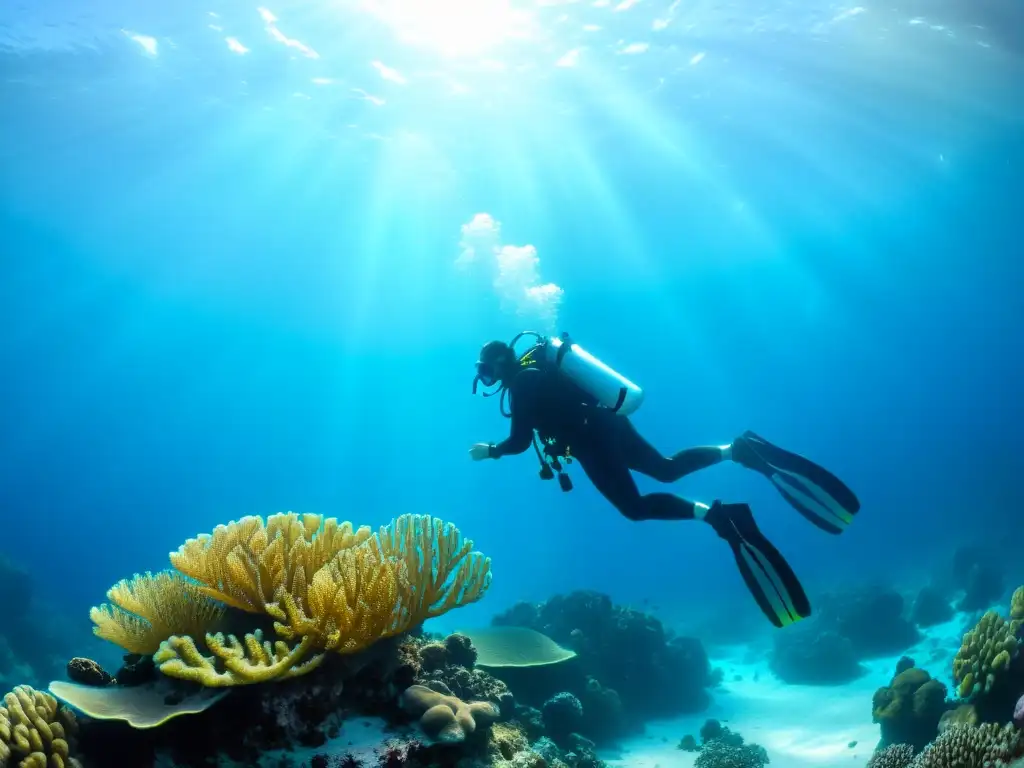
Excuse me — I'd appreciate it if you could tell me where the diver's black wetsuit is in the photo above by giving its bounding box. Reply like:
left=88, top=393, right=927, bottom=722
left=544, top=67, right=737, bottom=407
left=489, top=366, right=721, bottom=521
left=481, top=356, right=864, bottom=628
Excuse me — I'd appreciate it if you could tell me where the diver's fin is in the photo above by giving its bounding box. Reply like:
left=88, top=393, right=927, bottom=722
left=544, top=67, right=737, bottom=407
left=733, top=430, right=860, bottom=535
left=706, top=502, right=811, bottom=628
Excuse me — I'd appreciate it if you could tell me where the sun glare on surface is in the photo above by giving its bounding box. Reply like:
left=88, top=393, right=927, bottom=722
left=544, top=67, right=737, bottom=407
left=360, top=0, right=535, bottom=57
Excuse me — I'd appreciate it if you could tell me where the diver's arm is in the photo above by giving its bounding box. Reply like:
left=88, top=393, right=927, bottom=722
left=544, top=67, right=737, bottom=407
left=489, top=369, right=541, bottom=458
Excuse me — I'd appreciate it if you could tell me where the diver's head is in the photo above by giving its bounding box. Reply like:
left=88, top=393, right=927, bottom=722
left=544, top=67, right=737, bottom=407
left=474, top=340, right=517, bottom=390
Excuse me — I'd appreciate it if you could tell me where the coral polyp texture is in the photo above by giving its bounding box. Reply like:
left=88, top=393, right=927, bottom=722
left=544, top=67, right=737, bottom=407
left=867, top=743, right=915, bottom=768
left=1011, top=586, right=1024, bottom=631
left=0, top=685, right=81, bottom=768
left=90, top=512, right=492, bottom=687
left=169, top=513, right=372, bottom=614
left=89, top=571, right=226, bottom=656
left=910, top=722, right=1024, bottom=767
left=953, top=610, right=1019, bottom=700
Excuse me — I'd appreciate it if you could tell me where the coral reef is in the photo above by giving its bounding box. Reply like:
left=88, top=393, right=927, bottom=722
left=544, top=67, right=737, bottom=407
left=89, top=513, right=492, bottom=687
left=680, top=720, right=769, bottom=768
left=61, top=638, right=419, bottom=765
left=871, top=662, right=949, bottom=750
left=489, top=590, right=713, bottom=739
left=910, top=722, right=1024, bottom=767
left=0, top=508, right=621, bottom=768
left=819, top=586, right=922, bottom=659
left=864, top=722, right=1024, bottom=768
left=770, top=623, right=867, bottom=685
left=863, top=583, right=1024, bottom=768
left=771, top=585, right=924, bottom=685
left=0, top=684, right=82, bottom=768
left=540, top=692, right=582, bottom=745
left=949, top=586, right=1024, bottom=726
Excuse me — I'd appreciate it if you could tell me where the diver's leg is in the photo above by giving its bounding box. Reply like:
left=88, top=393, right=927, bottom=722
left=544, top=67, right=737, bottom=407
left=703, top=501, right=812, bottom=628
left=731, top=431, right=861, bottom=534
left=577, top=438, right=811, bottom=627
left=615, top=417, right=727, bottom=482
left=574, top=441, right=700, bottom=521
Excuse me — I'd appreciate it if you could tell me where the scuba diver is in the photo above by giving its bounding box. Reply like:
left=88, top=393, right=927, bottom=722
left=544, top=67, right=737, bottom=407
left=469, top=331, right=861, bottom=629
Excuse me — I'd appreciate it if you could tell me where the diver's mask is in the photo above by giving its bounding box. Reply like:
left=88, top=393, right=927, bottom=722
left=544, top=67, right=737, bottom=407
left=471, top=333, right=546, bottom=412
left=472, top=339, right=517, bottom=396
left=472, top=360, right=499, bottom=393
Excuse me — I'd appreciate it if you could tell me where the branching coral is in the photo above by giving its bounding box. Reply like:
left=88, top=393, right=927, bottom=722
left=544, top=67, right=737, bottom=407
left=90, top=512, right=493, bottom=688
left=910, top=722, right=1024, bottom=767
left=89, top=571, right=226, bottom=655
left=867, top=744, right=914, bottom=768
left=268, top=515, right=492, bottom=655
left=694, top=738, right=770, bottom=768
left=374, top=514, right=492, bottom=620
left=169, top=513, right=372, bottom=614
left=267, top=543, right=407, bottom=654
left=0, top=685, right=81, bottom=768
left=153, top=632, right=325, bottom=687
left=952, top=611, right=1019, bottom=700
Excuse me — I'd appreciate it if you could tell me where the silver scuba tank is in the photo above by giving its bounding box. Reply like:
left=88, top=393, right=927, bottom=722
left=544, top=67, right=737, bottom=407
left=543, top=333, right=644, bottom=416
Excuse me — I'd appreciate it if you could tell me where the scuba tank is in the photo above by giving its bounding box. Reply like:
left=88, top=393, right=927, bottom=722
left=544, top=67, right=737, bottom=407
left=540, top=332, right=644, bottom=416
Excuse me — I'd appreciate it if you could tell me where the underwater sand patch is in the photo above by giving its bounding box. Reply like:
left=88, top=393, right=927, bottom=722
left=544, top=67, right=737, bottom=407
left=458, top=626, right=577, bottom=668
left=48, top=679, right=229, bottom=729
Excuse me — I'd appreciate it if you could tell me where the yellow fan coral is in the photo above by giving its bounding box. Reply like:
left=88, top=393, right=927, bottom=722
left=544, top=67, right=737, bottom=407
left=89, top=571, right=226, bottom=655
left=169, top=513, right=372, bottom=614
left=268, top=541, right=407, bottom=654
left=268, top=514, right=492, bottom=654
left=375, top=514, right=492, bottom=621
left=88, top=511, right=492, bottom=689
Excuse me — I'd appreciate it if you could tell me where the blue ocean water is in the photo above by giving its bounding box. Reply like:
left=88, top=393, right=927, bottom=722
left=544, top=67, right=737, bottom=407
left=1, top=0, right=1023, bottom=706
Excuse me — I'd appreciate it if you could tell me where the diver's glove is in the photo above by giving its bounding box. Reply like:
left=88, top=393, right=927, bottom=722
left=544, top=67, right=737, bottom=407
left=469, top=443, right=496, bottom=461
